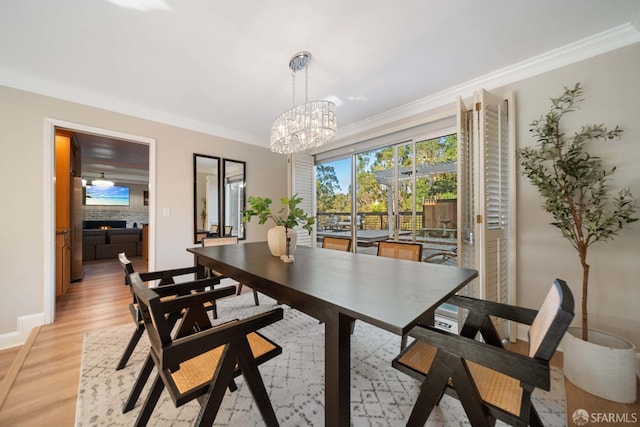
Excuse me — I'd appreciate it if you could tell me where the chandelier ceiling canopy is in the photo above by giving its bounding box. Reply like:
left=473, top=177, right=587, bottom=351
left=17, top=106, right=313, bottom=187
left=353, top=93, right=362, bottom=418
left=270, top=51, right=337, bottom=154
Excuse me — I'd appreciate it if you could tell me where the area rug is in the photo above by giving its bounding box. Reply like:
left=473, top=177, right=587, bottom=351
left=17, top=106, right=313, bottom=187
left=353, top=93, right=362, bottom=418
left=76, top=293, right=566, bottom=426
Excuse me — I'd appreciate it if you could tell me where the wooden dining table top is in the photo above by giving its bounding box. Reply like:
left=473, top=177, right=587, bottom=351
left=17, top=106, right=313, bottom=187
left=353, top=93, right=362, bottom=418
left=189, top=241, right=477, bottom=343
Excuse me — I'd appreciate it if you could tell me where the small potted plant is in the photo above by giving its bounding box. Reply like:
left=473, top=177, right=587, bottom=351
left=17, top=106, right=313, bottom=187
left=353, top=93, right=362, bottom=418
left=519, top=83, right=637, bottom=403
left=242, top=194, right=315, bottom=261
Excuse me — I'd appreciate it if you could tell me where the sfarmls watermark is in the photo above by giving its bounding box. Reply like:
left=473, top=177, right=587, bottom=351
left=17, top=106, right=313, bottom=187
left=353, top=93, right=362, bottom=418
left=572, top=409, right=638, bottom=425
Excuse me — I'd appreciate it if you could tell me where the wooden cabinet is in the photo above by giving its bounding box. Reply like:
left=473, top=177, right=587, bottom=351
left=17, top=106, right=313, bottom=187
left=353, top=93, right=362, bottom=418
left=56, top=231, right=71, bottom=296
left=55, top=129, right=83, bottom=291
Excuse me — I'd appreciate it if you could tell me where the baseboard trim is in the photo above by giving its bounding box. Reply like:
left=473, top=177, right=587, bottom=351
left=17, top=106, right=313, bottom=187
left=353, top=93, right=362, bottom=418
left=0, top=313, right=45, bottom=351
left=0, top=325, right=41, bottom=410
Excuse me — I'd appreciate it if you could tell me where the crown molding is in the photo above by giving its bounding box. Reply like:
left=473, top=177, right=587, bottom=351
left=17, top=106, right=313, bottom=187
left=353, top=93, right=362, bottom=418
left=333, top=23, right=640, bottom=145
left=0, top=68, right=263, bottom=146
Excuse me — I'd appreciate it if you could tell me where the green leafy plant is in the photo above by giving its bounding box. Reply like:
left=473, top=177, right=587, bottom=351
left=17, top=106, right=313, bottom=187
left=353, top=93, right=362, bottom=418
left=242, top=194, right=315, bottom=234
left=519, top=83, right=637, bottom=341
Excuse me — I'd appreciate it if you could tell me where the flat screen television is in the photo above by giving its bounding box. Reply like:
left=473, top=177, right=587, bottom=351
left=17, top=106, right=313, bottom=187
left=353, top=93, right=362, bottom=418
left=85, top=185, right=130, bottom=206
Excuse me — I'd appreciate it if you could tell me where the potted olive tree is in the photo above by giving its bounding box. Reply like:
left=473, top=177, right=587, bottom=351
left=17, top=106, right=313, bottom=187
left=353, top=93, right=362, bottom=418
left=520, top=83, right=638, bottom=403
left=242, top=194, right=315, bottom=261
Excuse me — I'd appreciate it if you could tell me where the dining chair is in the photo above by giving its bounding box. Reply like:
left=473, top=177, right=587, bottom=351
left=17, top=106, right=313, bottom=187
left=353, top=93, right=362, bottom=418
left=322, top=236, right=352, bottom=251
left=224, top=225, right=233, bottom=236
left=129, top=272, right=283, bottom=427
left=377, top=240, right=423, bottom=347
left=377, top=240, right=423, bottom=261
left=392, top=279, right=574, bottom=427
left=116, top=252, right=220, bottom=370
left=209, top=224, right=219, bottom=235
left=202, top=236, right=259, bottom=306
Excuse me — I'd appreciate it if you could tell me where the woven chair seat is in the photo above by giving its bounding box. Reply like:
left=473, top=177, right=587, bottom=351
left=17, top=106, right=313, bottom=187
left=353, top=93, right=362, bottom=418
left=171, top=332, right=277, bottom=394
left=465, top=360, right=523, bottom=416
left=396, top=340, right=522, bottom=416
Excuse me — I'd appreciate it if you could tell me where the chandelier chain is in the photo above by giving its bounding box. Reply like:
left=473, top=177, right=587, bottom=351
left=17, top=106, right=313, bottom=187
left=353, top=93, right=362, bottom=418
left=291, top=69, right=296, bottom=107
left=305, top=64, right=309, bottom=103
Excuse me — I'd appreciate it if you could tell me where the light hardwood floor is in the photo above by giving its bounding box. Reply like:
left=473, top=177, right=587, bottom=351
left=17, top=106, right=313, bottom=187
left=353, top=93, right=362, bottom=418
left=0, top=257, right=140, bottom=426
left=0, top=257, right=637, bottom=426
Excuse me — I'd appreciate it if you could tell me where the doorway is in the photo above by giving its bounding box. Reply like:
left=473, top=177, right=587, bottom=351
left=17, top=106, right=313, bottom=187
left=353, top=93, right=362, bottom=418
left=45, top=119, right=156, bottom=324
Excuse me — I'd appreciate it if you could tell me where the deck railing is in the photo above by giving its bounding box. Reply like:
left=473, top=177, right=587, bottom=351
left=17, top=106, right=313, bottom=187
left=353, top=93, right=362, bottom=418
left=317, top=212, right=424, bottom=231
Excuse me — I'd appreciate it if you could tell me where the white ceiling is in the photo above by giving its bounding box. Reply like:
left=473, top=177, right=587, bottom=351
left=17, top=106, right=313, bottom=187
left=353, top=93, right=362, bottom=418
left=1, top=1, right=639, bottom=172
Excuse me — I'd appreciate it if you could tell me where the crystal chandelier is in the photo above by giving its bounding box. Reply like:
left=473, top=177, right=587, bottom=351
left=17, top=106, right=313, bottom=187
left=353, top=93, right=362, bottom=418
left=270, top=51, right=337, bottom=154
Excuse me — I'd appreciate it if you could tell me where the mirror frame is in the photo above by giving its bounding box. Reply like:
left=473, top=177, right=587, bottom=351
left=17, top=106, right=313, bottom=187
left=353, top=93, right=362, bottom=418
left=222, top=158, right=246, bottom=240
left=193, top=153, right=221, bottom=244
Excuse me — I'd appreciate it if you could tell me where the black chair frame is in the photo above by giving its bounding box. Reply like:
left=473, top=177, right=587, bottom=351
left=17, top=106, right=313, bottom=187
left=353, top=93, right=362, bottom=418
left=393, top=279, right=574, bottom=427
left=131, top=274, right=283, bottom=427
left=116, top=253, right=222, bottom=371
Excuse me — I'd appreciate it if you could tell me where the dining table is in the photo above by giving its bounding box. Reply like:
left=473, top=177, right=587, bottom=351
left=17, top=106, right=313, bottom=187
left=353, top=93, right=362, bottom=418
left=188, top=241, right=478, bottom=426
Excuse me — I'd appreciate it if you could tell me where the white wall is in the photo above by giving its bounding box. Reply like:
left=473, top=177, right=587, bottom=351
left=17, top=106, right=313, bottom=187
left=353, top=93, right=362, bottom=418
left=499, top=42, right=640, bottom=348
left=0, top=86, right=287, bottom=343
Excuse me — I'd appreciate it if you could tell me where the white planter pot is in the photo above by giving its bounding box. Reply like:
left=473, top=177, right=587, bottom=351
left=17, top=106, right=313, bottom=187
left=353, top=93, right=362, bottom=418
left=266, top=226, right=297, bottom=257
left=563, top=326, right=637, bottom=403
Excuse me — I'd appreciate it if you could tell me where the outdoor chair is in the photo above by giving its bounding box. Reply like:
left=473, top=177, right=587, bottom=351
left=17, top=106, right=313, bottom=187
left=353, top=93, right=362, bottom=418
left=377, top=240, right=423, bottom=261
left=129, top=272, right=283, bottom=427
left=392, top=279, right=574, bottom=427
left=116, top=252, right=220, bottom=370
left=202, top=236, right=259, bottom=306
left=423, top=246, right=458, bottom=264
left=322, top=236, right=352, bottom=251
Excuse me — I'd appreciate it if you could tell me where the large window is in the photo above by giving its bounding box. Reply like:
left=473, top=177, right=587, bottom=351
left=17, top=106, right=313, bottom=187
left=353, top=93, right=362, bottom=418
left=315, top=134, right=457, bottom=258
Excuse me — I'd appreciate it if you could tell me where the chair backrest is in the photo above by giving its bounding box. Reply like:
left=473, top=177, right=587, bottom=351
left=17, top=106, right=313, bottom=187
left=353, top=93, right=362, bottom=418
left=129, top=272, right=173, bottom=352
left=377, top=241, right=423, bottom=261
left=322, top=236, right=352, bottom=251
left=209, top=224, right=219, bottom=234
left=118, top=252, right=135, bottom=286
left=528, top=279, right=574, bottom=360
left=224, top=225, right=233, bottom=236
left=202, top=236, right=238, bottom=247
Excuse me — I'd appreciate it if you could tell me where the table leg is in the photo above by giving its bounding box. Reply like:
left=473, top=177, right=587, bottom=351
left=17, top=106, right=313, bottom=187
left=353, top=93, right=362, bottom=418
left=324, top=309, right=352, bottom=427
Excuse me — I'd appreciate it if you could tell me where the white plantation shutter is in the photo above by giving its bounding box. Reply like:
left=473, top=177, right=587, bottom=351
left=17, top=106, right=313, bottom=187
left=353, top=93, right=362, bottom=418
left=289, top=153, right=315, bottom=247
left=457, top=90, right=516, bottom=341
left=457, top=96, right=477, bottom=285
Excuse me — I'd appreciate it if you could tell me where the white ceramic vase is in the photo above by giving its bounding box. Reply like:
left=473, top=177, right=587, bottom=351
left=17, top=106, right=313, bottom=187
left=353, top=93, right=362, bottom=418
left=563, top=326, right=637, bottom=403
left=267, top=226, right=297, bottom=257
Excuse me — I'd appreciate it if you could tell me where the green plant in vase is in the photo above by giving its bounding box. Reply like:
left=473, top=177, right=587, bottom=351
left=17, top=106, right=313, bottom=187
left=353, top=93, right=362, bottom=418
left=242, top=194, right=315, bottom=259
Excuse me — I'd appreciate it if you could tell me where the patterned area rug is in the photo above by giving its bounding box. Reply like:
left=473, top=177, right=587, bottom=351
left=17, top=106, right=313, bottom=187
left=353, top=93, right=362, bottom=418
left=75, top=293, right=566, bottom=426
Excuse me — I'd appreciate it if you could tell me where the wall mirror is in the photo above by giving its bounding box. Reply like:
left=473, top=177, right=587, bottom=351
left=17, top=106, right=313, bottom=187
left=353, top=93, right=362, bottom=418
left=193, top=154, right=220, bottom=243
left=223, top=159, right=246, bottom=240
